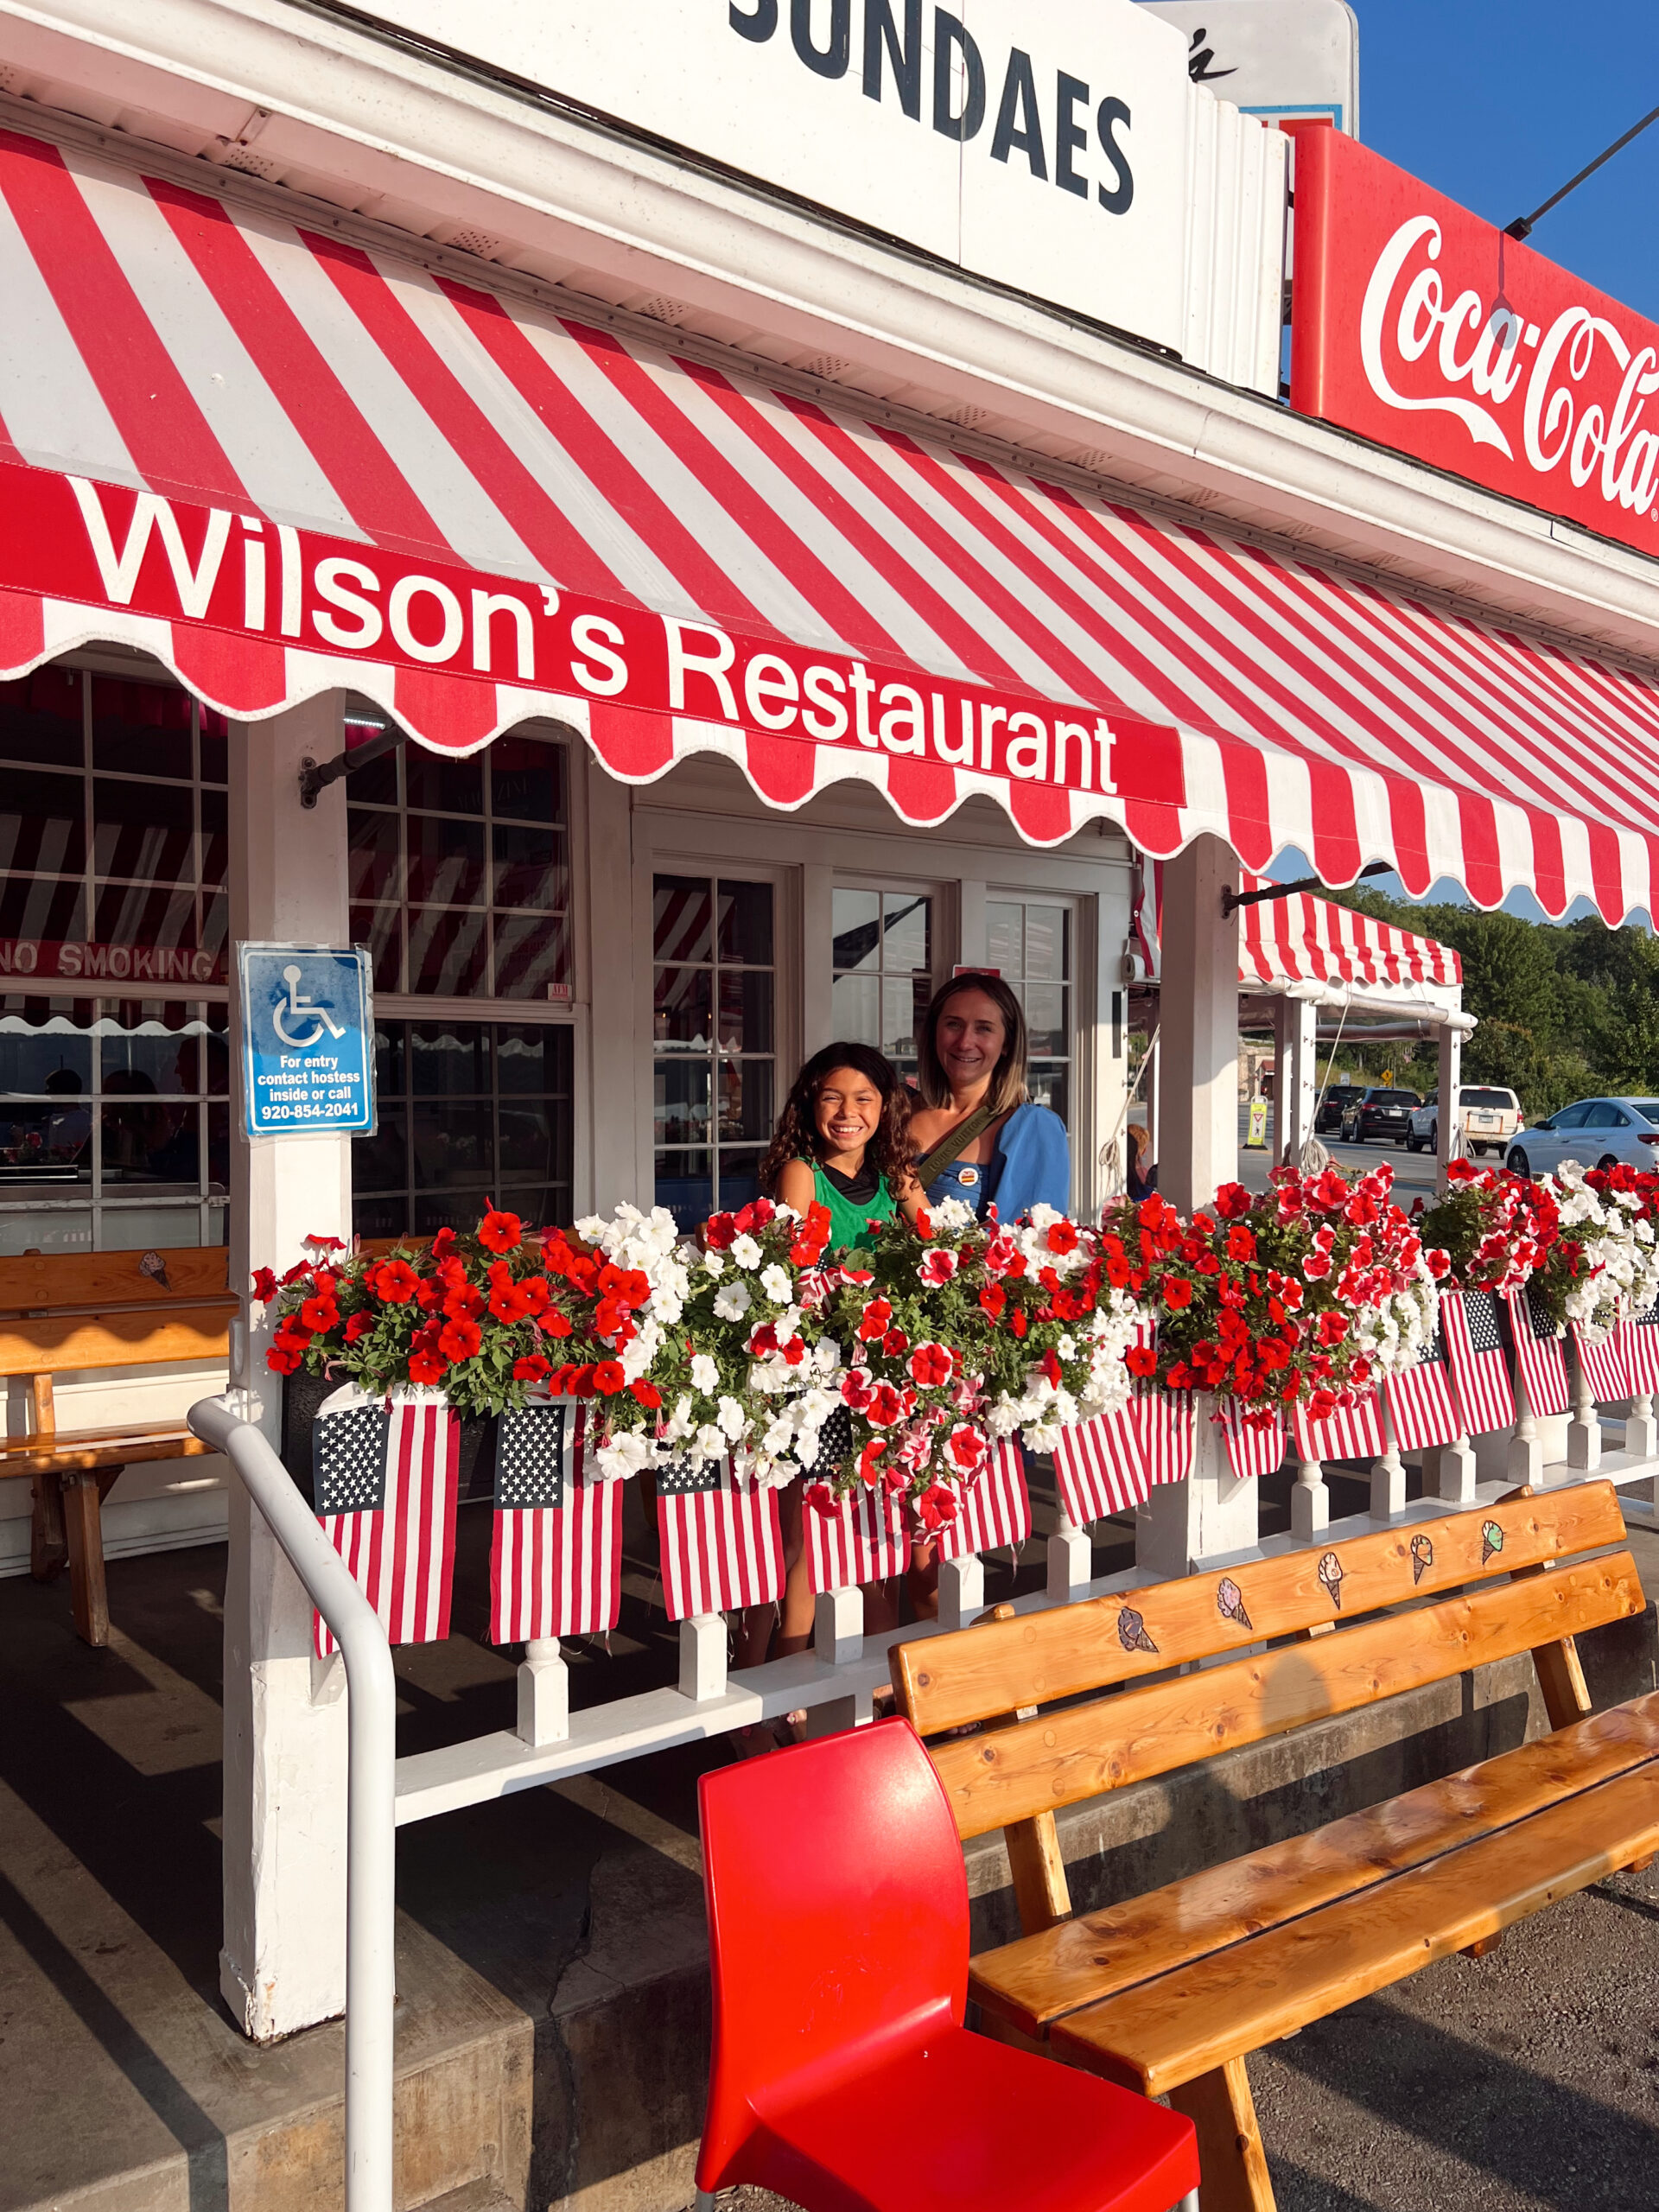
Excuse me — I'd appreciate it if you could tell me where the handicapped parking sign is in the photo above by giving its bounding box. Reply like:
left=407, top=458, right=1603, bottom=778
left=238, top=944, right=375, bottom=1138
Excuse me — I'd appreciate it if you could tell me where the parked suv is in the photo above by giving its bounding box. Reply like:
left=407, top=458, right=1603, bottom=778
left=1313, top=1084, right=1367, bottom=1135
left=1338, top=1087, right=1422, bottom=1143
left=1407, top=1085, right=1522, bottom=1158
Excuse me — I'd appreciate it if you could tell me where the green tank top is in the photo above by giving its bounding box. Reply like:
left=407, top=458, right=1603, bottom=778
left=804, top=1159, right=896, bottom=1252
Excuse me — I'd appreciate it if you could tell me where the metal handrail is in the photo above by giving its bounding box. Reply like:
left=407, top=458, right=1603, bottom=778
left=189, top=1393, right=396, bottom=2212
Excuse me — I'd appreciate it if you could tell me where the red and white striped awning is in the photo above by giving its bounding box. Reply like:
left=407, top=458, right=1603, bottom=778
left=5, top=123, right=1659, bottom=922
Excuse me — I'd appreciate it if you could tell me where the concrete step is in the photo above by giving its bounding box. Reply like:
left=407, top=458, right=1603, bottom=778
left=416, top=2181, right=521, bottom=2212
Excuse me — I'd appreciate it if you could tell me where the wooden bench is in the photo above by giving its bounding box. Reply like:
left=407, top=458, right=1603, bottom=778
left=1, top=1247, right=237, bottom=1644
left=890, top=1483, right=1659, bottom=2212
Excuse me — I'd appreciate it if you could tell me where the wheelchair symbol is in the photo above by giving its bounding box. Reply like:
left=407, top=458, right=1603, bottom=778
left=272, top=963, right=348, bottom=1050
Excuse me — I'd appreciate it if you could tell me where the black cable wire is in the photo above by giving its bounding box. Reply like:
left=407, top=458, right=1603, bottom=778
left=1504, top=102, right=1659, bottom=239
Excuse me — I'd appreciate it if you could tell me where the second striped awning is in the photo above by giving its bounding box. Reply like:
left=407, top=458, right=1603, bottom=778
left=4, top=122, right=1659, bottom=920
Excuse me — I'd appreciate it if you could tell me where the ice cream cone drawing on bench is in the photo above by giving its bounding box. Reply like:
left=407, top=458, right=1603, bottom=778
left=1216, top=1576, right=1253, bottom=1631
left=1481, top=1521, right=1504, bottom=1567
left=1411, top=1533, right=1433, bottom=1586
left=1318, top=1551, right=1344, bottom=1611
left=1117, top=1605, right=1158, bottom=1655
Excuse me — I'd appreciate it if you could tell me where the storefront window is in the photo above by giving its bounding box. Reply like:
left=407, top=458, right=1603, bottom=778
left=0, top=666, right=230, bottom=1252
left=830, top=887, right=933, bottom=1076
left=652, top=874, right=774, bottom=1226
left=346, top=716, right=572, bottom=1001
left=354, top=1020, right=574, bottom=1239
left=988, top=899, right=1072, bottom=1128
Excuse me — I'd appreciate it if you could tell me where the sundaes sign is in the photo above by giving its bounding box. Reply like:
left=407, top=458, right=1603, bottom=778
left=1290, top=128, right=1659, bottom=561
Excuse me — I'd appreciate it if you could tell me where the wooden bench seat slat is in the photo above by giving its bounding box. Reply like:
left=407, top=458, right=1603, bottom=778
left=932, top=1553, right=1643, bottom=1839
left=0, top=1312, right=235, bottom=1374
left=1051, top=1759, right=1659, bottom=2097
left=0, top=1249, right=232, bottom=1309
left=895, top=1486, right=1628, bottom=1738
left=1, top=1432, right=213, bottom=1478
left=970, top=1690, right=1659, bottom=2036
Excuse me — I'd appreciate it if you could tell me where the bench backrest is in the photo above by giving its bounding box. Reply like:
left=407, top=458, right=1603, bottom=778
left=890, top=1484, right=1640, bottom=1930
left=0, top=1247, right=235, bottom=1379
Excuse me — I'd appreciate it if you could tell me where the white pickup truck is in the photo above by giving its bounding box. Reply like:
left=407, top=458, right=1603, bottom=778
left=1405, top=1085, right=1522, bottom=1158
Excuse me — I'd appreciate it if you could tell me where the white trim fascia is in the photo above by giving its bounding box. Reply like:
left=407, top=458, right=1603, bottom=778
left=7, top=0, right=1659, bottom=664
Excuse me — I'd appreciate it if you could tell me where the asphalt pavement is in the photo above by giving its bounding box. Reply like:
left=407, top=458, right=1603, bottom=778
left=1237, top=1118, right=1443, bottom=1205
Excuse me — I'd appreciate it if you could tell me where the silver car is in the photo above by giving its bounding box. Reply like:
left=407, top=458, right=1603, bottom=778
left=1505, top=1097, right=1659, bottom=1178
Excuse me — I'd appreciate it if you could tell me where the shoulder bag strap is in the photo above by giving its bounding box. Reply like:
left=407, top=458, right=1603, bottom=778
left=914, top=1103, right=998, bottom=1191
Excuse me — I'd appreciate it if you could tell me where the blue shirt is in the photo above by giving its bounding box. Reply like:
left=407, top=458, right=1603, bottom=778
left=925, top=1102, right=1071, bottom=1222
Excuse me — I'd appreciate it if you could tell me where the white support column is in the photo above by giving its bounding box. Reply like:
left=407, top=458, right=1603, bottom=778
left=1291, top=1444, right=1329, bottom=1541
left=1507, top=1369, right=1544, bottom=1487
left=1139, top=842, right=1255, bottom=1574
left=1276, top=993, right=1319, bottom=1167
left=678, top=1613, right=728, bottom=1700
left=1567, top=1344, right=1603, bottom=1471
left=1626, top=1392, right=1658, bottom=1463
left=814, top=1585, right=863, bottom=1666
left=222, top=693, right=353, bottom=2043
left=1046, top=1510, right=1092, bottom=1602
left=1436, top=1024, right=1464, bottom=1190
left=1428, top=1432, right=1478, bottom=1504
left=1370, top=1399, right=1408, bottom=1521
left=516, top=1637, right=570, bottom=1745
left=937, top=1554, right=983, bottom=1632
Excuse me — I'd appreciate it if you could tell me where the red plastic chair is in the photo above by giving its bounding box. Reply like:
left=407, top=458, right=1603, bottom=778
left=694, top=1717, right=1199, bottom=2212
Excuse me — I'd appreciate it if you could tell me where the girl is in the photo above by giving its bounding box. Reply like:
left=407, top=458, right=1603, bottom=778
left=760, top=1041, right=923, bottom=1246
left=731, top=1046, right=920, bottom=1747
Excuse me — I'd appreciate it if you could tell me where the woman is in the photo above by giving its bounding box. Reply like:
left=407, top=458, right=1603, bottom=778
left=906, top=975, right=1071, bottom=1220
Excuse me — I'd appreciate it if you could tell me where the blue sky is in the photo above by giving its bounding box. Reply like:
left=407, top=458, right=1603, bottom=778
left=1271, top=3, right=1656, bottom=922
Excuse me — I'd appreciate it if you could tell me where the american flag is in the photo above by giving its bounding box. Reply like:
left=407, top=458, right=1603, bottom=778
left=1052, top=1406, right=1149, bottom=1524
left=1505, top=1289, right=1570, bottom=1418
left=488, top=1403, right=622, bottom=1644
left=1441, top=1290, right=1516, bottom=1437
left=1382, top=1332, right=1461, bottom=1452
left=1218, top=1402, right=1287, bottom=1481
left=1294, top=1390, right=1383, bottom=1466
left=656, top=1454, right=785, bottom=1619
left=937, top=1438, right=1031, bottom=1560
left=1572, top=1320, right=1630, bottom=1405
left=1133, top=1387, right=1195, bottom=1486
left=1626, top=1305, right=1659, bottom=1395
left=804, top=1481, right=907, bottom=1590
left=312, top=1389, right=458, bottom=1660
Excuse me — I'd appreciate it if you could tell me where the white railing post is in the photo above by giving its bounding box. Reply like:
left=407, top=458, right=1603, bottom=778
left=1046, top=1509, right=1091, bottom=1602
left=1567, top=1345, right=1603, bottom=1471
left=191, top=1395, right=395, bottom=2212
left=1370, top=1399, right=1407, bottom=1520
left=1429, top=1433, right=1478, bottom=1504
left=814, top=1585, right=864, bottom=1667
left=1507, top=1368, right=1543, bottom=1487
left=678, top=1613, right=728, bottom=1700
left=1291, top=1445, right=1329, bottom=1541
left=937, top=1554, right=984, bottom=1632
left=517, top=1638, right=570, bottom=1745
left=1627, top=1390, right=1658, bottom=1464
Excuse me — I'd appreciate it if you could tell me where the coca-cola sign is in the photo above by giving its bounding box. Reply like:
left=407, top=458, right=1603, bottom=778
left=1290, top=127, right=1659, bottom=561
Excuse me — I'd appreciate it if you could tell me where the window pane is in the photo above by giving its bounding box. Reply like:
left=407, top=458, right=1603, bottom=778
left=99, top=1204, right=208, bottom=1250
left=0, top=997, right=94, bottom=1097
left=489, top=734, right=565, bottom=823
left=496, top=1185, right=569, bottom=1234
left=90, top=677, right=192, bottom=779
left=404, top=748, right=483, bottom=816
left=102, top=1098, right=198, bottom=1185
left=200, top=788, right=228, bottom=888
left=352, top=906, right=402, bottom=994
left=353, top=1111, right=408, bottom=1192
left=92, top=779, right=194, bottom=882
left=882, top=893, right=931, bottom=974
left=102, top=1001, right=203, bottom=1092
left=0, top=1207, right=93, bottom=1254
left=656, top=1153, right=712, bottom=1230
left=348, top=808, right=402, bottom=901
left=718, top=880, right=773, bottom=966
left=831, top=888, right=881, bottom=969
left=411, top=1100, right=493, bottom=1187
left=407, top=907, right=487, bottom=997
left=200, top=895, right=230, bottom=982
left=0, top=670, right=83, bottom=768
left=410, top=1022, right=491, bottom=1096
left=199, top=706, right=228, bottom=785
left=491, top=822, right=566, bottom=912
left=720, top=1058, right=773, bottom=1141
left=1022, top=984, right=1068, bottom=1057
left=1027, top=1066, right=1069, bottom=1128
left=492, top=912, right=572, bottom=1000
left=499, top=1100, right=570, bottom=1179
left=1, top=769, right=86, bottom=875
left=0, top=1107, right=90, bottom=1185
left=495, top=1021, right=572, bottom=1096
left=656, top=1059, right=711, bottom=1147
left=406, top=814, right=485, bottom=906
left=654, top=876, right=712, bottom=964
left=342, top=709, right=398, bottom=804
left=1024, top=906, right=1068, bottom=982
left=207, top=1099, right=229, bottom=1194
left=881, top=980, right=918, bottom=1060
left=716, top=1147, right=766, bottom=1215
left=372, top=1020, right=407, bottom=1100
left=0, top=876, right=86, bottom=944
left=831, top=971, right=878, bottom=1043
left=986, top=902, right=1022, bottom=975
left=654, top=965, right=713, bottom=1046
left=354, top=1192, right=408, bottom=1240
left=717, top=969, right=773, bottom=1054
left=93, top=886, right=198, bottom=961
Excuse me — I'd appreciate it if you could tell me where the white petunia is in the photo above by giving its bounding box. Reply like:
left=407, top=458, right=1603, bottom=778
left=701, top=1249, right=726, bottom=1277
left=730, top=1233, right=764, bottom=1269
left=690, top=1352, right=720, bottom=1393
left=717, top=1395, right=747, bottom=1440
left=760, top=1262, right=793, bottom=1302
left=713, top=1281, right=753, bottom=1322
left=694, top=1424, right=728, bottom=1464
left=594, top=1430, right=653, bottom=1480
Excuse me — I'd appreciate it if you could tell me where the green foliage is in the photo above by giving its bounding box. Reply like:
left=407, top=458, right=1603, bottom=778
left=1317, top=887, right=1658, bottom=1118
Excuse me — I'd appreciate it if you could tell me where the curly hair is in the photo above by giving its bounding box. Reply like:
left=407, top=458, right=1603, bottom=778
left=760, top=1044, right=914, bottom=1198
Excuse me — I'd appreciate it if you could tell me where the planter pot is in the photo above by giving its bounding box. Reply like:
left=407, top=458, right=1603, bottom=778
left=280, top=1372, right=497, bottom=1504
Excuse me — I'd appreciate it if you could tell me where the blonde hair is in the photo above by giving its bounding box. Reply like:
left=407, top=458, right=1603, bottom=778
left=915, top=975, right=1029, bottom=1116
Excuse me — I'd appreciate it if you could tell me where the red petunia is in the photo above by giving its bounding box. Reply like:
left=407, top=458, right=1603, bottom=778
left=916, top=1483, right=961, bottom=1533
left=250, top=1268, right=279, bottom=1303
left=344, top=1311, right=376, bottom=1344
left=1213, top=1183, right=1252, bottom=1221
left=1125, top=1344, right=1157, bottom=1377
left=372, top=1259, right=421, bottom=1305
left=1162, top=1276, right=1194, bottom=1311
left=857, top=1298, right=893, bottom=1342
left=303, top=1233, right=346, bottom=1252
left=513, top=1354, right=551, bottom=1382
left=545, top=1310, right=574, bottom=1338
left=429, top=1225, right=458, bottom=1260
left=1225, top=1225, right=1256, bottom=1263
left=592, top=1360, right=626, bottom=1395
left=883, top=1327, right=910, bottom=1357
left=409, top=1350, right=448, bottom=1386
left=865, top=1382, right=904, bottom=1427
left=299, top=1294, right=340, bottom=1332
left=630, top=1379, right=663, bottom=1408
left=478, top=1205, right=523, bottom=1255
left=1046, top=1219, right=1080, bottom=1255
left=908, top=1342, right=954, bottom=1389
left=978, top=1282, right=1007, bottom=1320
left=266, top=1342, right=303, bottom=1375
left=438, top=1315, right=482, bottom=1360
left=945, top=1423, right=987, bottom=1471
left=915, top=1206, right=935, bottom=1243
left=917, top=1248, right=957, bottom=1287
